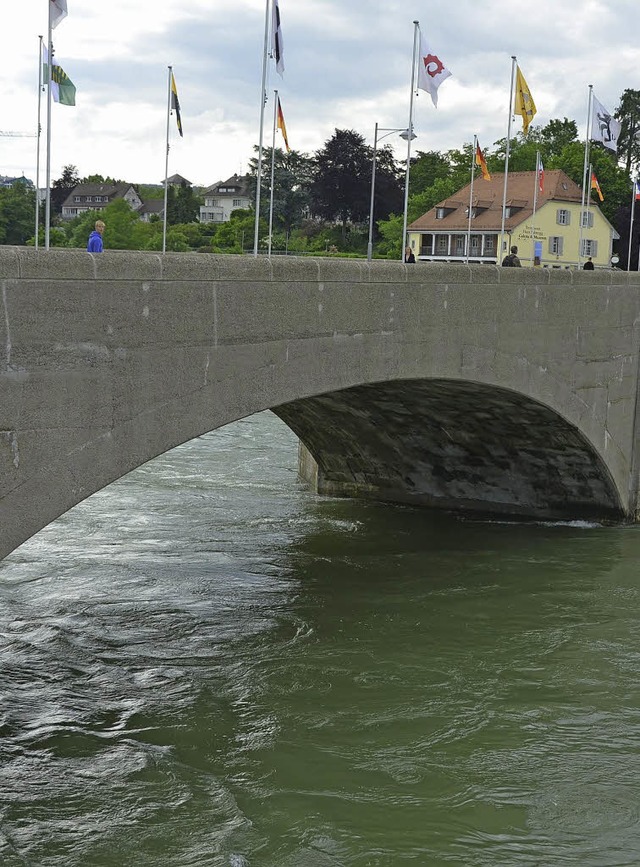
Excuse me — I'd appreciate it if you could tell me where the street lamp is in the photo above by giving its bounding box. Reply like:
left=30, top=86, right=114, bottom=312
left=367, top=123, right=417, bottom=262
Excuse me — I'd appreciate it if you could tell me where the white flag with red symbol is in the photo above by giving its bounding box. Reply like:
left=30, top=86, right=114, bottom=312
left=417, top=31, right=451, bottom=107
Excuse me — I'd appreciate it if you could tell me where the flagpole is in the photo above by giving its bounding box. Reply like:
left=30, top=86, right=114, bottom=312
left=401, top=20, right=419, bottom=261
left=583, top=162, right=593, bottom=265
left=253, top=0, right=271, bottom=256
left=499, top=56, right=517, bottom=264
left=162, top=66, right=172, bottom=254
left=44, top=4, right=54, bottom=250
left=466, top=135, right=476, bottom=264
left=579, top=85, right=593, bottom=267
left=530, top=151, right=540, bottom=265
left=35, top=35, right=44, bottom=250
left=628, top=178, right=636, bottom=271
left=267, top=89, right=278, bottom=257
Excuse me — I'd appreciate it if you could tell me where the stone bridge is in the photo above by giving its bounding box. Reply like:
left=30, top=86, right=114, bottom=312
left=2, top=247, right=640, bottom=560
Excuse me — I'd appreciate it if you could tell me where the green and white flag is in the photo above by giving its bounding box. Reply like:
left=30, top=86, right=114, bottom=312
left=43, top=46, right=76, bottom=106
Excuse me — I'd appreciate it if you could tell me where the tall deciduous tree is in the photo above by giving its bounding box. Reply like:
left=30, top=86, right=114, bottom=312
left=50, top=164, right=80, bottom=214
left=615, top=89, right=640, bottom=175
left=309, top=129, right=375, bottom=236
left=247, top=148, right=314, bottom=233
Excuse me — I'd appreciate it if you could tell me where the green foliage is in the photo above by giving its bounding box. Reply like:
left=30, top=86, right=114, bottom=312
left=167, top=181, right=201, bottom=225
left=210, top=208, right=257, bottom=253
left=0, top=182, right=36, bottom=245
left=615, top=89, right=640, bottom=174
left=310, top=129, right=373, bottom=232
left=248, top=147, right=315, bottom=235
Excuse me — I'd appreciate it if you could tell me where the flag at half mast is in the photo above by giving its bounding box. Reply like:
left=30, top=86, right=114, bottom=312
left=417, top=30, right=451, bottom=108
left=591, top=171, right=604, bottom=202
left=514, top=65, right=536, bottom=134
left=475, top=142, right=490, bottom=180
left=276, top=96, right=290, bottom=151
left=171, top=71, right=183, bottom=137
left=50, top=0, right=68, bottom=28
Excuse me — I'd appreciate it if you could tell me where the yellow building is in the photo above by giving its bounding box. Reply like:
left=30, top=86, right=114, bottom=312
left=407, top=169, right=618, bottom=268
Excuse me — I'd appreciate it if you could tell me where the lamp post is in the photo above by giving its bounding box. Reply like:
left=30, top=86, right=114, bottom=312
left=367, top=123, right=416, bottom=262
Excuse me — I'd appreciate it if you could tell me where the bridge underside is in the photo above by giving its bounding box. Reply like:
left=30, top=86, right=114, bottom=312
left=274, top=379, right=623, bottom=522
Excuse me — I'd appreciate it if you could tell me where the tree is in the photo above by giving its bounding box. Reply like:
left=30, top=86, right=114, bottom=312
left=247, top=147, right=314, bottom=234
left=408, top=150, right=451, bottom=196
left=309, top=129, right=373, bottom=235
left=168, top=180, right=200, bottom=225
left=50, top=164, right=80, bottom=215
left=0, top=182, right=36, bottom=245
left=615, top=89, right=640, bottom=175
left=539, top=118, right=579, bottom=159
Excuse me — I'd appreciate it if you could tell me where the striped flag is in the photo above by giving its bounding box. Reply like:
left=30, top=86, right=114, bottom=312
left=171, top=71, right=183, bottom=137
left=475, top=142, right=490, bottom=180
left=271, top=0, right=284, bottom=77
left=591, top=171, right=604, bottom=202
left=50, top=0, right=68, bottom=28
left=276, top=96, right=290, bottom=151
left=43, top=46, right=76, bottom=106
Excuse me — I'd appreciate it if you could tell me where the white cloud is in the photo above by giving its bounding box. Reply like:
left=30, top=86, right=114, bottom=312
left=3, top=0, right=639, bottom=186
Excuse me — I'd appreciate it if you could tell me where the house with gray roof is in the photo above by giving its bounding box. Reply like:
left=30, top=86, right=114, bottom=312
left=199, top=174, right=251, bottom=224
left=60, top=182, right=143, bottom=220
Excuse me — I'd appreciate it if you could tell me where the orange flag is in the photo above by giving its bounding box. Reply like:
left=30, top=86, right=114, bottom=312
left=276, top=96, right=290, bottom=152
left=475, top=142, right=490, bottom=180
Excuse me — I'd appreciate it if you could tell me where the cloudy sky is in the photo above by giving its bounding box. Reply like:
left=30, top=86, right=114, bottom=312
left=3, top=0, right=638, bottom=188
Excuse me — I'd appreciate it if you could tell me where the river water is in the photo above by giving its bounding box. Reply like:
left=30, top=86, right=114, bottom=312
left=1, top=411, right=640, bottom=866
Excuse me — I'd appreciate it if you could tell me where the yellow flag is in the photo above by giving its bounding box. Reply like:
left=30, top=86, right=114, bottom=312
left=514, top=65, right=536, bottom=135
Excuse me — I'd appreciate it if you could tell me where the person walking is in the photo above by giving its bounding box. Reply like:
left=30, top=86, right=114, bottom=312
left=583, top=257, right=594, bottom=270
left=87, top=220, right=105, bottom=253
left=501, top=245, right=521, bottom=267
left=404, top=245, right=416, bottom=263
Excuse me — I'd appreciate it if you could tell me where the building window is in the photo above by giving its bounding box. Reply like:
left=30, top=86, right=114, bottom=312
left=436, top=208, right=445, bottom=220
left=74, top=196, right=80, bottom=202
left=470, top=236, right=479, bottom=251
left=549, top=236, right=564, bottom=255
left=580, top=211, right=594, bottom=228
left=455, top=236, right=465, bottom=252
left=556, top=209, right=571, bottom=225
left=232, top=199, right=243, bottom=207
left=581, top=239, right=598, bottom=257
left=437, top=236, right=447, bottom=252
left=485, top=236, right=494, bottom=251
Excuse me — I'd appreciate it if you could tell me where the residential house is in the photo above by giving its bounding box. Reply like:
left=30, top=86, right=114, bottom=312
left=200, top=174, right=251, bottom=224
left=61, top=182, right=143, bottom=220
left=138, top=199, right=165, bottom=222
left=407, top=170, right=618, bottom=268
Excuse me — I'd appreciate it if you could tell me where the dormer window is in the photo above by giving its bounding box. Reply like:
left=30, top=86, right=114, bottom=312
left=436, top=207, right=445, bottom=219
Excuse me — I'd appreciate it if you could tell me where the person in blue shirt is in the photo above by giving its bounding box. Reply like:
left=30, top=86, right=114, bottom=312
left=86, top=220, right=105, bottom=252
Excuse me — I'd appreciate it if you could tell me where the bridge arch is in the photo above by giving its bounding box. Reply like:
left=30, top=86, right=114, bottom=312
left=2, top=248, right=640, bottom=559
left=275, top=378, right=623, bottom=522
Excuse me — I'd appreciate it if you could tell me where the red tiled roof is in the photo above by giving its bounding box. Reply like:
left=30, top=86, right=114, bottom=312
left=408, top=170, right=585, bottom=232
